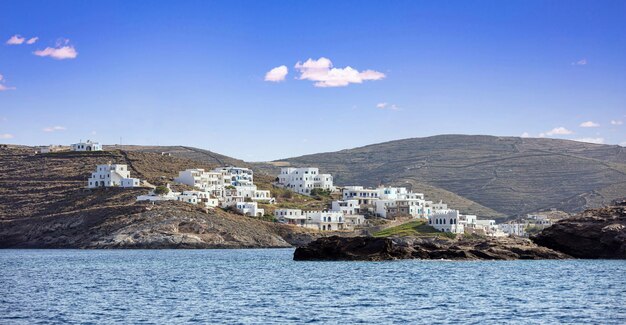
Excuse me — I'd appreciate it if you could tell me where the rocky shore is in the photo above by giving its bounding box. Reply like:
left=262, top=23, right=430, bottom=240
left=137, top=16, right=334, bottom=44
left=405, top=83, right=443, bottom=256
left=532, top=200, right=626, bottom=259
left=294, top=236, right=569, bottom=261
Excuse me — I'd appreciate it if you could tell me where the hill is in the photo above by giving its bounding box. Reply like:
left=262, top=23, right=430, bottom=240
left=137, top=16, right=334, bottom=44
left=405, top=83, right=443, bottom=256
left=0, top=147, right=318, bottom=248
left=273, top=135, right=626, bottom=218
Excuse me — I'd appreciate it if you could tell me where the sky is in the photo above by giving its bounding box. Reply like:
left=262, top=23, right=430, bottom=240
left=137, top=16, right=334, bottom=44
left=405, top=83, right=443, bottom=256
left=1, top=0, right=625, bottom=161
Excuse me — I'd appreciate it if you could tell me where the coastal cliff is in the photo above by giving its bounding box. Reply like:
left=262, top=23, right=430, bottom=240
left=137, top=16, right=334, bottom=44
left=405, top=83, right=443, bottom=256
left=532, top=200, right=626, bottom=259
left=293, top=236, right=569, bottom=261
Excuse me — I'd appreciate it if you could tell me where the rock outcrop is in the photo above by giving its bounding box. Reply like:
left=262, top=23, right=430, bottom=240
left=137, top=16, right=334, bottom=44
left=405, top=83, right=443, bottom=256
left=294, top=235, right=569, bottom=261
left=532, top=200, right=626, bottom=259
left=0, top=201, right=320, bottom=249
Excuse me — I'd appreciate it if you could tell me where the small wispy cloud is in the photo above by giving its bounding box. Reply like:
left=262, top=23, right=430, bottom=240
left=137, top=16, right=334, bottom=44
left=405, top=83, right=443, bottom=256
left=520, top=132, right=530, bottom=138
left=574, top=137, right=604, bottom=144
left=579, top=121, right=599, bottom=128
left=572, top=59, right=587, bottom=66
left=34, top=39, right=78, bottom=60
left=620, top=141, right=626, bottom=147
left=6, top=35, right=38, bottom=45
left=43, top=126, right=66, bottom=132
left=539, top=127, right=574, bottom=137
left=294, top=57, right=385, bottom=87
left=611, top=120, right=623, bottom=126
left=0, top=74, right=16, bottom=91
left=6, top=35, right=25, bottom=45
left=264, top=65, right=288, bottom=82
left=0, top=133, right=14, bottom=139
left=376, top=102, right=400, bottom=111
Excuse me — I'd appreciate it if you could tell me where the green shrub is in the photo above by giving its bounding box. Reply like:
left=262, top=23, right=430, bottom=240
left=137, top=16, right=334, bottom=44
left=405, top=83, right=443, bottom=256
left=154, top=185, right=170, bottom=195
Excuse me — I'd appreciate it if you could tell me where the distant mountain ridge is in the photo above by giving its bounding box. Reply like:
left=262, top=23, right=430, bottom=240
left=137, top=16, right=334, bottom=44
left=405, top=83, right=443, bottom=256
left=271, top=135, right=626, bottom=217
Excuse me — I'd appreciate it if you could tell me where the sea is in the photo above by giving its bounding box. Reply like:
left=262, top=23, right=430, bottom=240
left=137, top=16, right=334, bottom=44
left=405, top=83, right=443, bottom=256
left=1, top=249, right=625, bottom=324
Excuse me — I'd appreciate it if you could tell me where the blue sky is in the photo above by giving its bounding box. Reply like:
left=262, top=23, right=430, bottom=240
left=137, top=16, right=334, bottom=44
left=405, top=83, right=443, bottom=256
left=1, top=0, right=625, bottom=161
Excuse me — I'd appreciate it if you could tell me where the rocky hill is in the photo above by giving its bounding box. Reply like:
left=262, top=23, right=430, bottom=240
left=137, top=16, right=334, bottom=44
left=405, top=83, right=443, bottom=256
left=0, top=146, right=318, bottom=248
left=272, top=135, right=626, bottom=218
left=532, top=200, right=626, bottom=259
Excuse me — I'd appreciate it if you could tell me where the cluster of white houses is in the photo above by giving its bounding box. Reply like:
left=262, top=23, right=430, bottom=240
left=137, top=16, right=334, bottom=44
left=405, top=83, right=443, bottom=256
left=273, top=167, right=511, bottom=236
left=137, top=167, right=272, bottom=216
left=80, top=152, right=531, bottom=235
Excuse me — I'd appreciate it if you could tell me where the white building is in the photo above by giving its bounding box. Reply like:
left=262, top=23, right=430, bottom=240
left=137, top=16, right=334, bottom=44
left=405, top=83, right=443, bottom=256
left=72, top=140, right=103, bottom=152
left=214, top=166, right=254, bottom=186
left=276, top=167, right=335, bottom=195
left=235, top=202, right=264, bottom=217
left=304, top=211, right=347, bottom=231
left=428, top=209, right=465, bottom=234
left=275, top=209, right=307, bottom=226
left=331, top=200, right=366, bottom=228
left=181, top=190, right=219, bottom=208
left=87, top=163, right=140, bottom=188
left=342, top=186, right=380, bottom=205
left=175, top=167, right=274, bottom=204
left=174, top=169, right=225, bottom=197
left=500, top=223, right=526, bottom=237
left=274, top=208, right=353, bottom=231
left=38, top=145, right=66, bottom=154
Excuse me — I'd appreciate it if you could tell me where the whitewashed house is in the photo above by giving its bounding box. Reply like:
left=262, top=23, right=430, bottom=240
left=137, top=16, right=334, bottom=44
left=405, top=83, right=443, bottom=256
left=39, top=145, right=66, bottom=154
left=342, top=186, right=380, bottom=205
left=214, top=166, right=254, bottom=186
left=274, top=209, right=352, bottom=231
left=304, top=211, right=347, bottom=231
left=87, top=163, right=140, bottom=188
left=235, top=202, right=264, bottom=217
left=331, top=200, right=366, bottom=228
left=500, top=223, right=526, bottom=237
left=275, top=209, right=307, bottom=226
left=174, top=169, right=225, bottom=197
left=276, top=167, right=335, bottom=195
left=428, top=209, right=465, bottom=234
left=181, top=190, right=219, bottom=208
left=72, top=140, right=102, bottom=152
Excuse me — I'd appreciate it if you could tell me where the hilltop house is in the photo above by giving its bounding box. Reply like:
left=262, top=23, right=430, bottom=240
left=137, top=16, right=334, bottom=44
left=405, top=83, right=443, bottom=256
left=72, top=140, right=102, bottom=152
left=87, top=163, right=140, bottom=188
left=276, top=167, right=335, bottom=195
left=38, top=145, right=66, bottom=154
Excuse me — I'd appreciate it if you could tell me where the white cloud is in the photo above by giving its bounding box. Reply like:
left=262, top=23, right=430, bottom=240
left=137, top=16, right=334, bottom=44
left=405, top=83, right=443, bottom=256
left=6, top=35, right=25, bottom=45
left=574, top=137, right=605, bottom=144
left=42, top=126, right=66, bottom=132
left=540, top=127, right=574, bottom=137
left=611, top=120, right=623, bottom=126
left=294, top=57, right=385, bottom=87
left=34, top=39, right=78, bottom=60
left=0, top=133, right=14, bottom=139
left=520, top=132, right=530, bottom=138
left=26, top=37, right=38, bottom=44
left=264, top=65, right=288, bottom=82
left=0, top=74, right=16, bottom=91
left=376, top=102, right=400, bottom=111
left=620, top=141, right=626, bottom=147
left=579, top=121, right=599, bottom=128
left=572, top=59, right=587, bottom=66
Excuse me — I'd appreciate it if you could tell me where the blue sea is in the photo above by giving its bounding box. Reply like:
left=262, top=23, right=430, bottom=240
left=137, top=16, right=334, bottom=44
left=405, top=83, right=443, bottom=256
left=1, top=249, right=625, bottom=324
